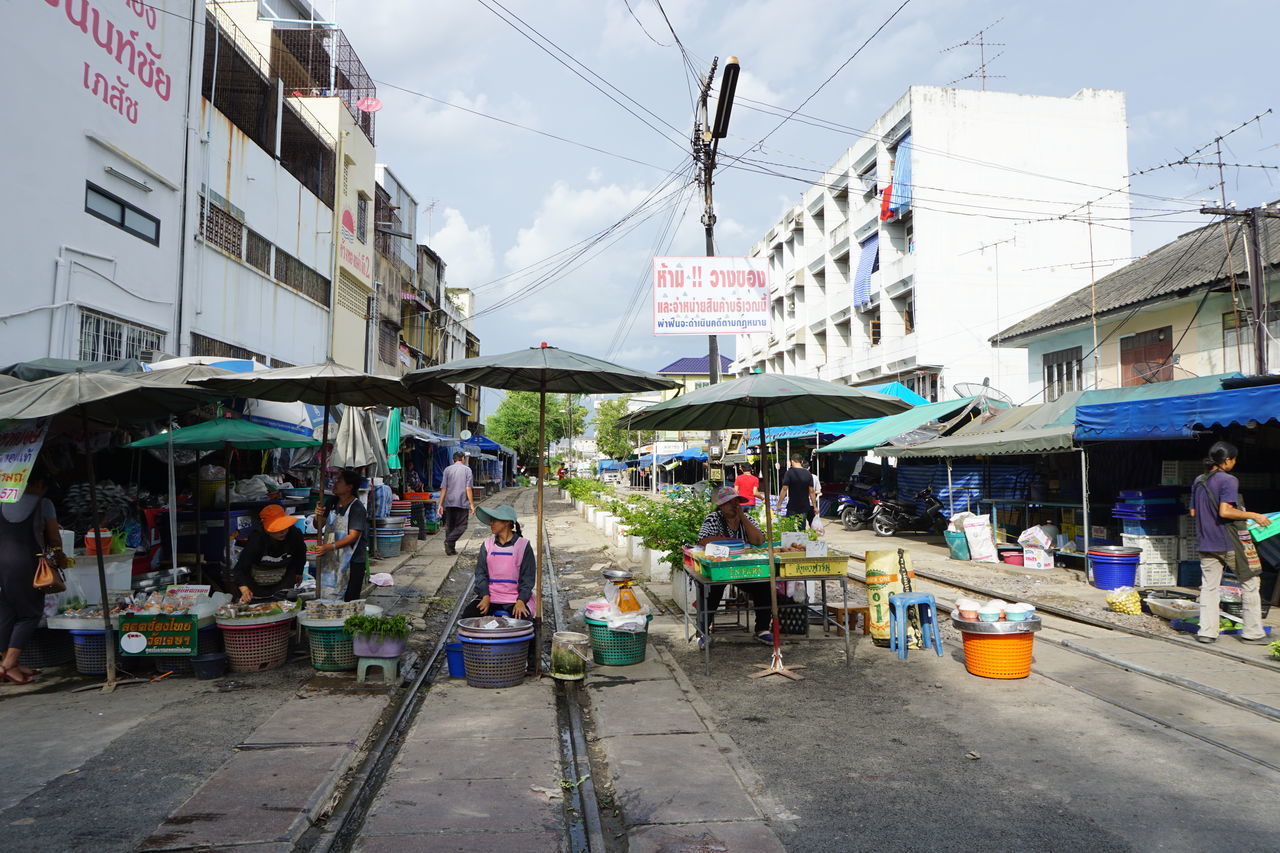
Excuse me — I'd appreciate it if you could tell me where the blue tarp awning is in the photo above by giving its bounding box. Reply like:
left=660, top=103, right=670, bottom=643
left=746, top=381, right=927, bottom=445
left=1076, top=383, right=1280, bottom=440
left=887, top=132, right=912, bottom=218
left=854, top=233, right=879, bottom=307
left=674, top=448, right=707, bottom=460
left=598, top=459, right=628, bottom=471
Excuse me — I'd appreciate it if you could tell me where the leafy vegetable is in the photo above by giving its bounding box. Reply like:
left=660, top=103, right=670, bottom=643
left=343, top=612, right=410, bottom=640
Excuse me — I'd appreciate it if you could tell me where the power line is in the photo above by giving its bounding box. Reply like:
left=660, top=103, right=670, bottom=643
left=622, top=0, right=672, bottom=47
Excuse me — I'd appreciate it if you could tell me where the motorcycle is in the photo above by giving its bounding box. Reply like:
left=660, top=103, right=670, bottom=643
left=869, top=485, right=947, bottom=537
left=837, top=482, right=882, bottom=531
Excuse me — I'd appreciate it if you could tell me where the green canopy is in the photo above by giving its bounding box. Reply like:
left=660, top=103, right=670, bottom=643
left=818, top=397, right=978, bottom=454
left=621, top=372, right=910, bottom=432
left=126, top=418, right=321, bottom=450
left=879, top=424, right=1077, bottom=458
left=386, top=407, right=403, bottom=470
left=402, top=344, right=678, bottom=396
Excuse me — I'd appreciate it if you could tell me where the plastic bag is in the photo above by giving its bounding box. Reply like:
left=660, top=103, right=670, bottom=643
left=962, top=516, right=998, bottom=563
left=1105, top=586, right=1142, bottom=615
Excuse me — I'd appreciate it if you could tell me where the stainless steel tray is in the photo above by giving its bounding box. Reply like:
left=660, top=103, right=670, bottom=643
left=949, top=611, right=1042, bottom=634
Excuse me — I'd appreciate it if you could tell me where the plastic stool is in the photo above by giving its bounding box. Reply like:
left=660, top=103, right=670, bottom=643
left=887, top=593, right=944, bottom=660
left=357, top=656, right=400, bottom=685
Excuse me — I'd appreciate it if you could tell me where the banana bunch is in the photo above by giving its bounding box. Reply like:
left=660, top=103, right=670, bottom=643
left=1106, top=587, right=1142, bottom=615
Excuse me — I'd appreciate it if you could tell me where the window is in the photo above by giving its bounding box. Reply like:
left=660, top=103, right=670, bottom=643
left=79, top=309, right=164, bottom=362
left=905, top=372, right=939, bottom=402
left=85, top=183, right=160, bottom=245
left=274, top=249, right=331, bottom=306
left=1043, top=346, right=1083, bottom=401
left=864, top=307, right=882, bottom=346
left=357, top=195, right=369, bottom=243
left=1222, top=304, right=1280, bottom=372
left=892, top=290, right=915, bottom=335
left=245, top=229, right=272, bottom=274
left=1120, top=326, right=1173, bottom=386
left=199, top=198, right=243, bottom=258
left=378, top=321, right=399, bottom=366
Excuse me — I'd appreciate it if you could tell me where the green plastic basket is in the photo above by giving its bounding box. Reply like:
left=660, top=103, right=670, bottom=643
left=307, top=625, right=357, bottom=671
left=584, top=616, right=651, bottom=666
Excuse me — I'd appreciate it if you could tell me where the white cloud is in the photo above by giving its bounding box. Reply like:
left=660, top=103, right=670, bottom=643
left=431, top=209, right=495, bottom=288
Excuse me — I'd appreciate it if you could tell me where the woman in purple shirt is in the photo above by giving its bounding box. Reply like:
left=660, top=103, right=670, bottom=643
left=1190, top=441, right=1271, bottom=645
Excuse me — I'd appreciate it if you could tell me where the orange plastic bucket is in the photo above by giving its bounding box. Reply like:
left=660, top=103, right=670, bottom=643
left=960, top=631, right=1034, bottom=679
left=84, top=529, right=112, bottom=556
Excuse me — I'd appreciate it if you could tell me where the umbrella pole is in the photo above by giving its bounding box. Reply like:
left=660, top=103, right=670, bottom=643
left=80, top=408, right=118, bottom=692
left=750, top=402, right=804, bottom=682
left=167, top=420, right=179, bottom=577
left=224, top=446, right=232, bottom=583
left=533, top=377, right=547, bottom=676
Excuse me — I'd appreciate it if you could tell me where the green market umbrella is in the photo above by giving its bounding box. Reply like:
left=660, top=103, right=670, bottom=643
left=403, top=344, right=677, bottom=672
left=128, top=418, right=320, bottom=594
left=0, top=370, right=216, bottom=690
left=386, top=408, right=403, bottom=470
left=623, top=372, right=910, bottom=682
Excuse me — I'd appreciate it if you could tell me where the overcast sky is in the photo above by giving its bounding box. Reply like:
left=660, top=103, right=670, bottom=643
left=337, top=0, right=1279, bottom=416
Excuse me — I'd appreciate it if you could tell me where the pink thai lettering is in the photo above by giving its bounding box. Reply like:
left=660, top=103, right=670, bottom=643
left=48, top=0, right=172, bottom=105
left=124, top=0, right=158, bottom=30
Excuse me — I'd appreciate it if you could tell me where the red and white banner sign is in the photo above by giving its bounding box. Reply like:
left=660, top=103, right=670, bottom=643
left=652, top=257, right=771, bottom=336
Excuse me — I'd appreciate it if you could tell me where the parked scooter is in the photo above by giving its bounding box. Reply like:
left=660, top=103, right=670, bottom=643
left=837, top=483, right=882, bottom=531
left=869, top=485, right=947, bottom=537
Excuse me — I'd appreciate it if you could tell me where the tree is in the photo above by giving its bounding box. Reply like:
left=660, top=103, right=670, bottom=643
left=485, top=391, right=587, bottom=467
left=593, top=396, right=655, bottom=461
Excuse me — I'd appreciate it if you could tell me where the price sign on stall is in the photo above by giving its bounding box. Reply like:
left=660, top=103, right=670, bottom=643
left=118, top=615, right=199, bottom=657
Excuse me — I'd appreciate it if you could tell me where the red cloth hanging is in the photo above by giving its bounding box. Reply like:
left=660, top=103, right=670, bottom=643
left=879, top=183, right=895, bottom=221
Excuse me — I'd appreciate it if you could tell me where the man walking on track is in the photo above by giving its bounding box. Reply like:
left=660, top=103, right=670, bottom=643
left=439, top=451, right=475, bottom=556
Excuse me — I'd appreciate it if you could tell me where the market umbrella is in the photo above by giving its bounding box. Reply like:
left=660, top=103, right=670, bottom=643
left=622, top=372, right=910, bottom=681
left=127, top=418, right=321, bottom=585
left=0, top=374, right=27, bottom=391
left=402, top=344, right=678, bottom=672
left=386, top=408, right=403, bottom=470
left=0, top=371, right=217, bottom=690
left=192, top=362, right=454, bottom=493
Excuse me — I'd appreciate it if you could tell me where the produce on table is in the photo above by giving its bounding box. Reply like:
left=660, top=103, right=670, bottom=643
left=215, top=600, right=296, bottom=619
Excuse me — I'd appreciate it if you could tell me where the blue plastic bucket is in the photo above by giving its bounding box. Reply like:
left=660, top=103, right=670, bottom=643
left=1088, top=546, right=1141, bottom=590
left=445, top=641, right=466, bottom=678
left=374, top=532, right=404, bottom=557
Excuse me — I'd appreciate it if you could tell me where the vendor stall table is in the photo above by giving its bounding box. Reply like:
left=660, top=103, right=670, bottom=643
left=682, top=562, right=852, bottom=674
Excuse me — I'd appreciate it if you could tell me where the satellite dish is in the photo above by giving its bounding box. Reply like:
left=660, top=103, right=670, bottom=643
left=1132, top=362, right=1171, bottom=384
left=953, top=377, right=1014, bottom=406
left=460, top=429, right=473, bottom=440
left=356, top=97, right=383, bottom=113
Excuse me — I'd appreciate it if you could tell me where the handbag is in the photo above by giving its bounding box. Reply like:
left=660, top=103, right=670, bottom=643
left=33, top=552, right=67, bottom=594
left=1194, top=474, right=1263, bottom=581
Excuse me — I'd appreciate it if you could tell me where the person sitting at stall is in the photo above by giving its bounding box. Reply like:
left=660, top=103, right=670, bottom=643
left=313, top=469, right=369, bottom=602
left=697, top=486, right=780, bottom=646
left=461, top=505, right=536, bottom=620
left=233, top=504, right=306, bottom=603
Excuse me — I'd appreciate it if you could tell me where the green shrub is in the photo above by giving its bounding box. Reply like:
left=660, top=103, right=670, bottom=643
left=627, top=491, right=712, bottom=573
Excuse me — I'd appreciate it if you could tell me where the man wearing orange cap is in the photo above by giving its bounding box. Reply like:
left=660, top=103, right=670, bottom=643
left=233, top=504, right=307, bottom=603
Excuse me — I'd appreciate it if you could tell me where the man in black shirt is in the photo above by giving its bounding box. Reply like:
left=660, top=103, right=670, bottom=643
left=777, top=454, right=816, bottom=527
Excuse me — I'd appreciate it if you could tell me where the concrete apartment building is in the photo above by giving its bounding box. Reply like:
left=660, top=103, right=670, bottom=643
left=729, top=86, right=1131, bottom=402
left=373, top=164, right=418, bottom=376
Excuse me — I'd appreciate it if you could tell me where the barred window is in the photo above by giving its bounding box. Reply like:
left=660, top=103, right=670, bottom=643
left=245, top=229, right=272, bottom=274
left=1043, top=346, right=1082, bottom=401
left=378, top=321, right=398, bottom=365
left=274, top=249, right=331, bottom=306
left=200, top=199, right=243, bottom=259
left=357, top=195, right=369, bottom=243
left=190, top=332, right=265, bottom=362
left=79, top=309, right=164, bottom=363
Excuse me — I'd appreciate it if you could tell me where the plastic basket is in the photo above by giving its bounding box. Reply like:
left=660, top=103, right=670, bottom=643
left=777, top=555, right=840, bottom=578
left=778, top=603, right=810, bottom=636
left=306, top=625, right=356, bottom=671
left=19, top=628, right=74, bottom=669
left=154, top=626, right=223, bottom=676
left=960, top=631, right=1034, bottom=679
left=219, top=621, right=292, bottom=672
left=694, top=556, right=771, bottom=582
left=1136, top=563, right=1177, bottom=587
left=944, top=530, right=971, bottom=561
left=460, top=634, right=531, bottom=688
left=1121, top=534, right=1178, bottom=564
left=70, top=629, right=108, bottom=676
left=584, top=616, right=651, bottom=665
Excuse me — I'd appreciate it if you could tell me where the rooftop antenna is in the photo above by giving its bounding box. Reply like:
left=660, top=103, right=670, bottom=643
left=942, top=18, right=1005, bottom=90
left=421, top=199, right=439, bottom=238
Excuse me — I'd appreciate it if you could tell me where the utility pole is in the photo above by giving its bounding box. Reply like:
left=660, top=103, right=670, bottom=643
left=693, top=56, right=740, bottom=479
left=1200, top=205, right=1280, bottom=375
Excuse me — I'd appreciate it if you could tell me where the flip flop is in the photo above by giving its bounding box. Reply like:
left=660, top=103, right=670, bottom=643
left=1, top=668, right=33, bottom=685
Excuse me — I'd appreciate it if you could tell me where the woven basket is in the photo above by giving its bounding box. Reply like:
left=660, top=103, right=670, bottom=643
left=153, top=627, right=223, bottom=676
left=461, top=634, right=531, bottom=688
left=307, top=626, right=356, bottom=671
left=219, top=621, right=292, bottom=672
left=70, top=630, right=108, bottom=676
left=20, top=628, right=74, bottom=669
left=960, top=631, right=1034, bottom=679
left=584, top=616, right=651, bottom=666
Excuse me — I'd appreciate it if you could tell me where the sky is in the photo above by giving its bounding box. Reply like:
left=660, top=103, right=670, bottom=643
left=336, top=0, right=1280, bottom=419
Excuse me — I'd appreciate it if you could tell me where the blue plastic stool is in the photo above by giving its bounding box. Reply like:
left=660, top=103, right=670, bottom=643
left=887, top=593, right=944, bottom=660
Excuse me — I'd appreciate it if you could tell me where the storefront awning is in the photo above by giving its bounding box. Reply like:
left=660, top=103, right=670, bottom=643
left=746, top=381, right=927, bottom=444
left=818, top=397, right=978, bottom=453
left=881, top=425, right=1077, bottom=458
left=1076, top=383, right=1280, bottom=440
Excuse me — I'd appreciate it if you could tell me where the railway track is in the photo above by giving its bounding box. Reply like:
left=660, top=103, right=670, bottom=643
left=841, top=548, right=1280, bottom=774
left=303, top=513, right=607, bottom=852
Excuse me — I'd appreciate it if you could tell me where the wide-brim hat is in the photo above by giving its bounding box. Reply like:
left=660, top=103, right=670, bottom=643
left=476, top=505, right=519, bottom=525
left=259, top=503, right=297, bottom=533
left=712, top=485, right=748, bottom=507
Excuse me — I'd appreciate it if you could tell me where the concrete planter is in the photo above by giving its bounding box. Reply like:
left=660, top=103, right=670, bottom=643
left=614, top=525, right=630, bottom=551
left=584, top=505, right=595, bottom=523
left=574, top=499, right=583, bottom=512
left=602, top=514, right=616, bottom=535
left=645, top=548, right=665, bottom=578
left=627, top=536, right=644, bottom=563
left=671, top=567, right=696, bottom=614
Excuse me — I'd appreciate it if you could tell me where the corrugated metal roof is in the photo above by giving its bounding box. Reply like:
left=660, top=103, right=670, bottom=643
left=656, top=355, right=733, bottom=375
left=996, top=211, right=1280, bottom=343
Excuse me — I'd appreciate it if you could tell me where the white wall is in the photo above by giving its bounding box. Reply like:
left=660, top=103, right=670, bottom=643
left=0, top=1, right=202, bottom=363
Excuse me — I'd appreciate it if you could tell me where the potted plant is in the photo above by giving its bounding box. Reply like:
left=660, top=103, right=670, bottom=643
left=344, top=613, right=411, bottom=658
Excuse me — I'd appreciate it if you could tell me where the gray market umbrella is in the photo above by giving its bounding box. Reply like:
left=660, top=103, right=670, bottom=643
left=623, top=372, right=910, bottom=681
left=0, top=370, right=216, bottom=690
left=0, top=375, right=27, bottom=391
left=403, top=344, right=678, bottom=671
left=0, top=357, right=144, bottom=382
left=192, top=362, right=455, bottom=492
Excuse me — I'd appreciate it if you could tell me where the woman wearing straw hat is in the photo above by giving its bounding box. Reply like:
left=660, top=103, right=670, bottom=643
left=461, top=505, right=536, bottom=620
left=233, top=504, right=307, bottom=603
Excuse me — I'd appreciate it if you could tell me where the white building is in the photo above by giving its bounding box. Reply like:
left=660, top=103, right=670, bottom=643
left=729, top=86, right=1131, bottom=402
left=1, top=1, right=203, bottom=365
